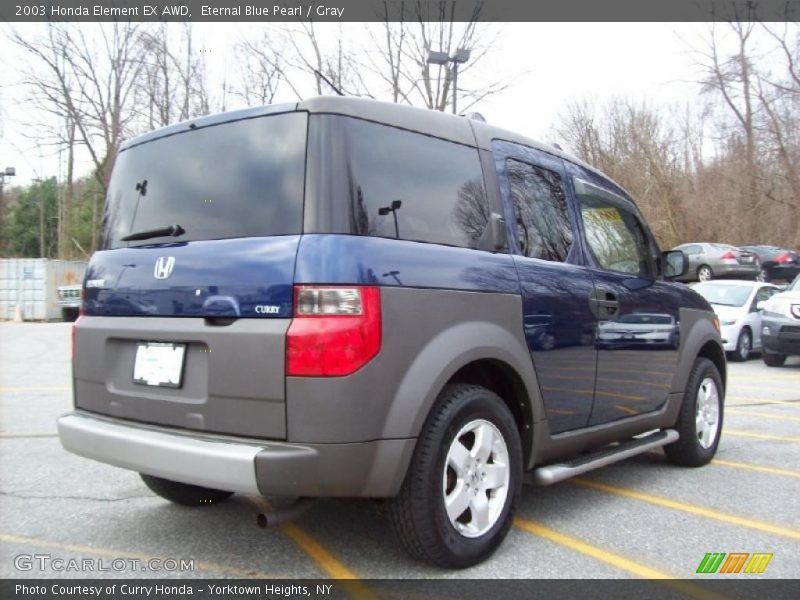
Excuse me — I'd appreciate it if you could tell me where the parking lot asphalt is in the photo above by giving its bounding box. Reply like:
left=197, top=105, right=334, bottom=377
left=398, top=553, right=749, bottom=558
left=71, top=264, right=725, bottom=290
left=1, top=322, right=798, bottom=583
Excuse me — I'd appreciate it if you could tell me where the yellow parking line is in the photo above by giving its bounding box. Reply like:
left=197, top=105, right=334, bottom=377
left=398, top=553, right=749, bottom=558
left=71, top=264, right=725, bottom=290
left=0, top=532, right=275, bottom=578
left=725, top=429, right=800, bottom=443
left=546, top=374, right=669, bottom=388
left=615, top=405, right=638, bottom=415
left=0, top=385, right=71, bottom=392
left=727, top=409, right=800, bottom=422
left=541, top=387, right=646, bottom=402
left=728, top=397, right=800, bottom=406
left=249, top=498, right=375, bottom=598
left=712, top=459, right=800, bottom=480
left=514, top=519, right=727, bottom=600
left=573, top=479, right=800, bottom=541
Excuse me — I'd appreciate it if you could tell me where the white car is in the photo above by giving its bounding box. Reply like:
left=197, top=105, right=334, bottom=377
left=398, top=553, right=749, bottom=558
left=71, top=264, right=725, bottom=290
left=692, top=281, right=781, bottom=361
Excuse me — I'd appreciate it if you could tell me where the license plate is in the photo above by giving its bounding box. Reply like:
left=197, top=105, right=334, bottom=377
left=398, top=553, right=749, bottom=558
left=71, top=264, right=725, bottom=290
left=133, top=342, right=186, bottom=388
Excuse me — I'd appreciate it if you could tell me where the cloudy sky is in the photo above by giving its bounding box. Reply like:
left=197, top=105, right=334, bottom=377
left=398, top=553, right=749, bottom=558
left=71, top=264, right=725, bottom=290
left=0, top=22, right=776, bottom=188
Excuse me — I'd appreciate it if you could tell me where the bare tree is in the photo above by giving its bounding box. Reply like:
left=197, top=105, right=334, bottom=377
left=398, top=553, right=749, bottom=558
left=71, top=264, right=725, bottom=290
left=138, top=23, right=212, bottom=128
left=11, top=23, right=145, bottom=197
left=232, top=30, right=285, bottom=105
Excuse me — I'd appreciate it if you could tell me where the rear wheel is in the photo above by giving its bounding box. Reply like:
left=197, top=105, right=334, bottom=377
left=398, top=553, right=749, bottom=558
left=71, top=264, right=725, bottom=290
left=140, top=474, right=233, bottom=506
left=762, top=351, right=787, bottom=367
left=731, top=328, right=752, bottom=362
left=697, top=265, right=714, bottom=282
left=389, top=384, right=522, bottom=568
left=664, top=358, right=723, bottom=467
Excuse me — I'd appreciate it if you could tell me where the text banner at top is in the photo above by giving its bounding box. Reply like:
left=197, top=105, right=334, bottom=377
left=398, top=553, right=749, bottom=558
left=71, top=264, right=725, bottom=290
left=3, top=0, right=800, bottom=23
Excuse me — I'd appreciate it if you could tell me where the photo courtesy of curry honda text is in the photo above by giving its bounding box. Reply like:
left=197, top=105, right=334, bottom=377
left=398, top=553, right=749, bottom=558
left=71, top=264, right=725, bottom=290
left=58, top=97, right=726, bottom=568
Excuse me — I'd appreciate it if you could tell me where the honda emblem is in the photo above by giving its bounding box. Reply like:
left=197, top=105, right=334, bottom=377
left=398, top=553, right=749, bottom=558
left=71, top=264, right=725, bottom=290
left=153, top=256, right=175, bottom=280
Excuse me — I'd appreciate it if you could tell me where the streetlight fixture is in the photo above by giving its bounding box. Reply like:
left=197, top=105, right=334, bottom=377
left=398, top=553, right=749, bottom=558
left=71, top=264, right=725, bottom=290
left=0, top=166, right=16, bottom=250
left=378, top=200, right=402, bottom=238
left=427, top=48, right=472, bottom=115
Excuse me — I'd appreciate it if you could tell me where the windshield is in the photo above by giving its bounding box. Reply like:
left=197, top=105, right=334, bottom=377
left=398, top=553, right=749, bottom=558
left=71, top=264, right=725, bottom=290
left=102, top=111, right=307, bottom=249
left=790, top=275, right=800, bottom=291
left=693, top=283, right=752, bottom=307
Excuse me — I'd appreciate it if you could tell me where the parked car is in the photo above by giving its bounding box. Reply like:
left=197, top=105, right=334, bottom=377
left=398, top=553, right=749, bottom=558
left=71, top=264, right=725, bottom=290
left=739, top=245, right=800, bottom=283
left=760, top=274, right=800, bottom=366
left=692, top=281, right=780, bottom=361
left=672, top=242, right=759, bottom=282
left=57, top=97, right=726, bottom=568
left=57, top=284, right=81, bottom=321
left=595, top=313, right=679, bottom=350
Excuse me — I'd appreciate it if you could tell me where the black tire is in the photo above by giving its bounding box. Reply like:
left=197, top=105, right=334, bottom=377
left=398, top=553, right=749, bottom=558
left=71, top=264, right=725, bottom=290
left=730, top=328, right=752, bottom=362
left=664, top=357, right=724, bottom=467
left=388, top=384, right=522, bottom=568
left=140, top=474, right=233, bottom=506
left=762, top=351, right=787, bottom=367
left=697, top=265, right=714, bottom=282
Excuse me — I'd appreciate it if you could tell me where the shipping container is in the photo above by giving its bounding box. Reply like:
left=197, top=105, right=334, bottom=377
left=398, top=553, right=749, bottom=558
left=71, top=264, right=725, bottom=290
left=0, top=258, right=87, bottom=321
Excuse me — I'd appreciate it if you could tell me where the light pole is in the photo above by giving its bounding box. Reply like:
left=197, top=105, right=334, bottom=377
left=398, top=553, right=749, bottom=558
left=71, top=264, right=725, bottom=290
left=378, top=200, right=402, bottom=238
left=0, top=166, right=16, bottom=252
left=427, top=48, right=471, bottom=114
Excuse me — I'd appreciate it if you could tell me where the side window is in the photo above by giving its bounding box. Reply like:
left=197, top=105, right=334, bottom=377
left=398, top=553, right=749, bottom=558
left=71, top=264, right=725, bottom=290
left=684, top=244, right=702, bottom=255
left=754, top=287, right=778, bottom=309
left=343, top=117, right=490, bottom=249
left=505, top=159, right=573, bottom=261
left=577, top=191, right=653, bottom=277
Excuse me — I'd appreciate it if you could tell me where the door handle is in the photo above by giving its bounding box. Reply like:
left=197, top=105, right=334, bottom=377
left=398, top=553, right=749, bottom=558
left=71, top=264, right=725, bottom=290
left=589, top=289, right=619, bottom=318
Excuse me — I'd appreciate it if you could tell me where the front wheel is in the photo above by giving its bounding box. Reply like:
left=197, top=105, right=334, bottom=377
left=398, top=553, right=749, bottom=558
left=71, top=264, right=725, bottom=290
left=763, top=351, right=787, bottom=367
left=140, top=474, right=233, bottom=506
left=389, top=384, right=522, bottom=568
left=664, top=358, right=723, bottom=467
left=731, top=328, right=752, bottom=362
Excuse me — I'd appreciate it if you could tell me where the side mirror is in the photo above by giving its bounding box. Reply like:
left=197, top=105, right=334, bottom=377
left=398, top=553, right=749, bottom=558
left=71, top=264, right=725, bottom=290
left=756, top=300, right=765, bottom=311
left=477, top=212, right=507, bottom=252
left=663, top=250, right=688, bottom=279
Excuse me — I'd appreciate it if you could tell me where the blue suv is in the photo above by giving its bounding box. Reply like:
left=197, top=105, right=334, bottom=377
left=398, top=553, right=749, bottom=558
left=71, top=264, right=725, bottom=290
left=58, top=97, right=725, bottom=568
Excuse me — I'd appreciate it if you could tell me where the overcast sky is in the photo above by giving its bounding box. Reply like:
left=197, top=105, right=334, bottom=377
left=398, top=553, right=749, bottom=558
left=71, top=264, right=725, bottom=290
left=0, top=22, right=774, bottom=188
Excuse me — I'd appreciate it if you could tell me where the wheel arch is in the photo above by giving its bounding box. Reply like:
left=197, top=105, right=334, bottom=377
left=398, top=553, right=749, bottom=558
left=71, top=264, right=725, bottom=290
left=447, top=359, right=535, bottom=466
left=697, top=339, right=727, bottom=394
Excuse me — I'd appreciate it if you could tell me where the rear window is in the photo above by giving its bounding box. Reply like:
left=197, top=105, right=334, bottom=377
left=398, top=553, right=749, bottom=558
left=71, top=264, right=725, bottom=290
left=102, top=112, right=307, bottom=249
left=340, top=117, right=489, bottom=249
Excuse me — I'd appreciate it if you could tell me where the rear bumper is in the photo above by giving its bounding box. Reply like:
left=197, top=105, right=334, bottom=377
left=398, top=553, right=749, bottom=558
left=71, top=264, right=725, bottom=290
left=57, top=411, right=415, bottom=497
left=714, top=263, right=758, bottom=278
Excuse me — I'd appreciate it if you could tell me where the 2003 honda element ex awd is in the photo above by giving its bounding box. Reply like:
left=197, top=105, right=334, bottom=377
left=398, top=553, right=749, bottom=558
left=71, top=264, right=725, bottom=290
left=58, top=97, right=726, bottom=568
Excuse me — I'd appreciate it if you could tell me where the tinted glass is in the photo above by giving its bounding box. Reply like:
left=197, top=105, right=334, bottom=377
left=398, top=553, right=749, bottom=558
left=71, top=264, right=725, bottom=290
left=103, top=112, right=307, bottom=249
left=693, top=283, right=752, bottom=307
left=506, top=159, right=573, bottom=261
left=343, top=118, right=489, bottom=249
left=578, top=193, right=652, bottom=277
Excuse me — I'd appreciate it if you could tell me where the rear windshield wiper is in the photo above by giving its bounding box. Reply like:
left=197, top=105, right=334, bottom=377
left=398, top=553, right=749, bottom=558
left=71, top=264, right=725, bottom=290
left=121, top=224, right=186, bottom=242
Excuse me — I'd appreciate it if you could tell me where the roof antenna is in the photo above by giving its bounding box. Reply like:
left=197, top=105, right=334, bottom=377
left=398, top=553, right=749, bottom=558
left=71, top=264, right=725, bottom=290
left=313, top=69, right=344, bottom=96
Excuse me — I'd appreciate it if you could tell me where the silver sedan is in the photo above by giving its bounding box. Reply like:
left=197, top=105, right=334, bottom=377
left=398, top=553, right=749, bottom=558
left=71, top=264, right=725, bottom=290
left=672, top=243, right=759, bottom=282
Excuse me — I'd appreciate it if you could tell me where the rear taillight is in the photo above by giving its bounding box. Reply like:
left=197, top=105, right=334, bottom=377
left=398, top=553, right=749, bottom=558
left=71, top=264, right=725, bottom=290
left=286, top=286, right=381, bottom=376
left=71, top=316, right=82, bottom=358
left=721, top=251, right=736, bottom=260
left=775, top=253, right=792, bottom=264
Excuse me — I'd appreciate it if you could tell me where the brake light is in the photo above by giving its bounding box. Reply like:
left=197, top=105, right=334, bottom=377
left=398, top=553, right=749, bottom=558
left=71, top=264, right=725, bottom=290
left=721, top=251, right=736, bottom=260
left=71, top=316, right=82, bottom=358
left=286, top=286, right=381, bottom=376
left=775, top=253, right=792, bottom=264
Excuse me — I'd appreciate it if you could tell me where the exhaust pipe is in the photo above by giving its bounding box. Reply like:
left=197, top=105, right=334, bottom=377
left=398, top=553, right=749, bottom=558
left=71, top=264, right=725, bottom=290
left=256, top=497, right=316, bottom=528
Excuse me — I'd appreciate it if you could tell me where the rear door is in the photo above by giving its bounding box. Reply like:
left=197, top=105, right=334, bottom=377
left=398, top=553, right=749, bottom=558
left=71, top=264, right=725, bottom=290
left=493, top=142, right=598, bottom=433
left=75, top=108, right=308, bottom=439
left=568, top=173, right=681, bottom=425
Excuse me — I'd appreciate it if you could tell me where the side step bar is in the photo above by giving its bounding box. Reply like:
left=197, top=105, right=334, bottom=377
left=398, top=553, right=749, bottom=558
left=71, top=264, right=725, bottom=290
left=531, top=429, right=679, bottom=486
